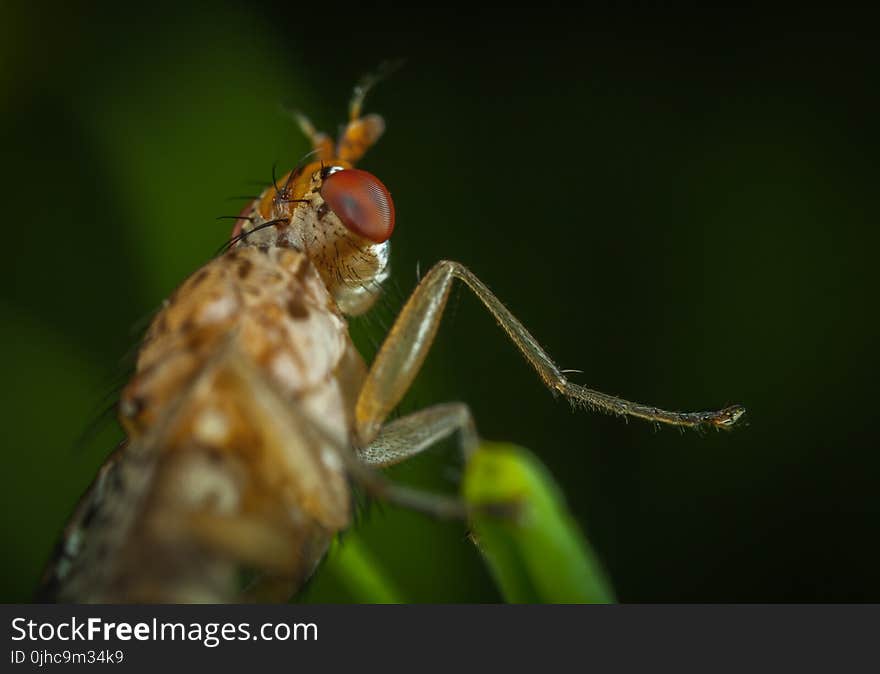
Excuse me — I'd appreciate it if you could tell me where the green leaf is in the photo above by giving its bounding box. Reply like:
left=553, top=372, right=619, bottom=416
left=317, top=532, right=406, bottom=604
left=463, top=441, right=615, bottom=604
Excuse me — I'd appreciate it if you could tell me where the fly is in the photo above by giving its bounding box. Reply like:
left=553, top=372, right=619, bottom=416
left=39, top=72, right=745, bottom=603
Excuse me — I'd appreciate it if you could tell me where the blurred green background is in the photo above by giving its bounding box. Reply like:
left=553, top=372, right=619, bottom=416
left=1, top=4, right=877, bottom=602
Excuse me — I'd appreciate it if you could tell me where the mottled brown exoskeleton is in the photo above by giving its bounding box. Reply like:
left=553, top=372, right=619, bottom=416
left=40, top=76, right=745, bottom=603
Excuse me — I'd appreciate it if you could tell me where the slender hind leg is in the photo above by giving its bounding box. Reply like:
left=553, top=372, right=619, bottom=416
left=355, top=260, right=745, bottom=443
left=345, top=261, right=742, bottom=521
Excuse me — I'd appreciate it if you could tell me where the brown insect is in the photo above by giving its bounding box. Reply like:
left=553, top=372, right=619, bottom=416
left=40, top=74, right=745, bottom=603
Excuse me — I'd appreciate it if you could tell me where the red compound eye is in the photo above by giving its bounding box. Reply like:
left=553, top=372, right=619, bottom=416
left=320, top=168, right=395, bottom=243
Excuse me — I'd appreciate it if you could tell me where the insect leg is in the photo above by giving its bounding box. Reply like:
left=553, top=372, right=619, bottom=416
left=355, top=260, right=745, bottom=439
left=292, top=112, right=335, bottom=162
left=348, top=61, right=403, bottom=121
left=336, top=113, right=385, bottom=164
left=335, top=63, right=402, bottom=164
left=357, top=403, right=478, bottom=468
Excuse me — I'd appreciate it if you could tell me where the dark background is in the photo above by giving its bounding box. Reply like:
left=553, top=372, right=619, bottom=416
left=1, top=4, right=877, bottom=602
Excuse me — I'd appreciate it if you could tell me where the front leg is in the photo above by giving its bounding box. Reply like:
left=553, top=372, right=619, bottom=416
left=355, top=260, right=745, bottom=442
